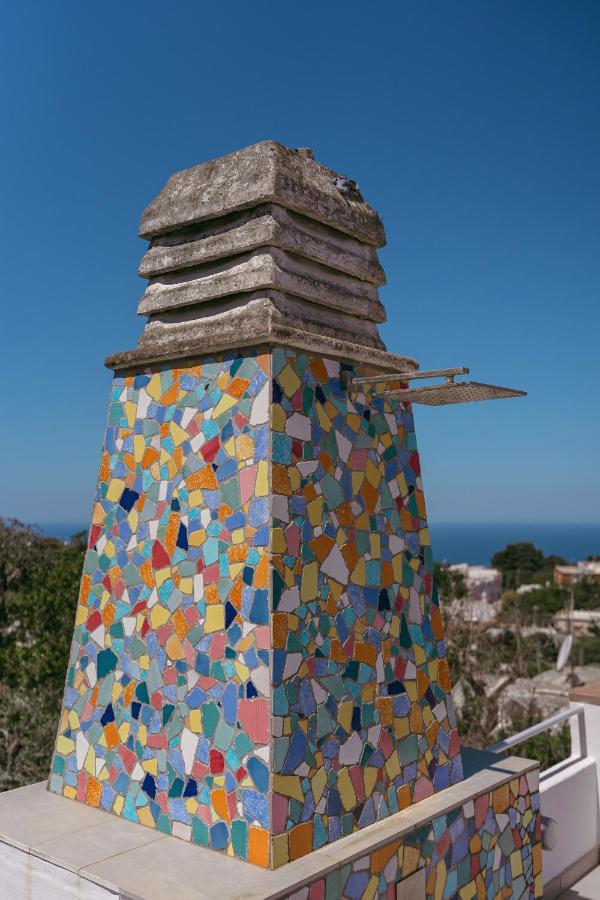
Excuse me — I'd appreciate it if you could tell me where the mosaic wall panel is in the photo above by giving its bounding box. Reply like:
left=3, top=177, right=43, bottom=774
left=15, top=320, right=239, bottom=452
left=270, top=349, right=463, bottom=867
left=50, top=345, right=464, bottom=870
left=49, top=352, right=274, bottom=867
left=288, top=771, right=542, bottom=899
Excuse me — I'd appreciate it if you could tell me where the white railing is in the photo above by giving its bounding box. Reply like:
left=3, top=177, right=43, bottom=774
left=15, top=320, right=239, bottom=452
left=486, top=699, right=600, bottom=896
left=486, top=703, right=587, bottom=776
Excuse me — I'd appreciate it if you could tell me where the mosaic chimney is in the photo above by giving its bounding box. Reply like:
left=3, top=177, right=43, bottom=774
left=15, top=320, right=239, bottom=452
left=49, top=141, right=465, bottom=870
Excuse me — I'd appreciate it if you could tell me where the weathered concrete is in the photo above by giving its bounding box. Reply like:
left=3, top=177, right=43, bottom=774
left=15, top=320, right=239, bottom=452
left=140, top=205, right=385, bottom=285
left=107, top=141, right=417, bottom=373
left=106, top=293, right=417, bottom=374
left=139, top=141, right=385, bottom=246
left=137, top=247, right=385, bottom=321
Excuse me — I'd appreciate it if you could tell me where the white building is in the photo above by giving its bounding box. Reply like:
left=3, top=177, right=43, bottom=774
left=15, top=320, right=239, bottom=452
left=449, top=563, right=503, bottom=604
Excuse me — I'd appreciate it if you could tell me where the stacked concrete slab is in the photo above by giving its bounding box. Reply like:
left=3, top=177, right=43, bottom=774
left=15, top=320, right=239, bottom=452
left=108, top=141, right=415, bottom=372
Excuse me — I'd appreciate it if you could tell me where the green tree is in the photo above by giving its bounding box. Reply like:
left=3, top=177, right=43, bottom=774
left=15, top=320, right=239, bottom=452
left=0, top=519, right=84, bottom=791
left=491, top=542, right=564, bottom=589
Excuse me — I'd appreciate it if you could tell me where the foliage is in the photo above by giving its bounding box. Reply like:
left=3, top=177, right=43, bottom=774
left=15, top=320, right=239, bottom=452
left=495, top=705, right=571, bottom=772
left=491, top=542, right=564, bottom=589
left=0, top=518, right=84, bottom=791
left=433, top=561, right=466, bottom=603
left=500, top=585, right=568, bottom=625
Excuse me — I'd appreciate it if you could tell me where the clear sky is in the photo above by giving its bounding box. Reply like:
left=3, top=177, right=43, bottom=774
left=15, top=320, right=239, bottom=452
left=1, top=1, right=599, bottom=526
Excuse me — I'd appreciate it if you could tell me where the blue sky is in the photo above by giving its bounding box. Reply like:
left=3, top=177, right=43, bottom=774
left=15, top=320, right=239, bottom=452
left=1, top=1, right=599, bottom=526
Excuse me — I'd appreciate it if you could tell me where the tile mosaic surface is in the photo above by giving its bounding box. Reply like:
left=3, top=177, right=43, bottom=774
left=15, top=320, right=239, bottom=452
left=50, top=345, right=462, bottom=869
left=50, top=352, right=273, bottom=867
left=269, top=349, right=463, bottom=866
left=290, top=771, right=542, bottom=899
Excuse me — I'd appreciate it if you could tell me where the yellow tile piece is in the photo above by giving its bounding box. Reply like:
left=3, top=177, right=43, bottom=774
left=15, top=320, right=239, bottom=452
left=300, top=561, right=318, bottom=602
left=189, top=710, right=203, bottom=733
left=205, top=605, right=225, bottom=633
left=150, top=605, right=170, bottom=629
left=170, top=422, right=189, bottom=446
left=311, top=768, right=327, bottom=805
left=255, top=460, right=268, bottom=496
left=364, top=767, right=378, bottom=797
left=56, top=736, right=75, bottom=755
left=278, top=365, right=301, bottom=397
left=166, top=633, right=185, bottom=660
left=213, top=393, right=236, bottom=417
left=273, top=775, right=304, bottom=802
left=337, top=768, right=356, bottom=811
left=106, top=478, right=125, bottom=502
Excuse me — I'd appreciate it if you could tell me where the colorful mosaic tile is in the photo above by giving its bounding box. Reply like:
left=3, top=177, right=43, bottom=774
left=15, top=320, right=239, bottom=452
left=50, top=352, right=273, bottom=867
left=50, top=346, right=463, bottom=869
left=290, top=771, right=542, bottom=899
left=270, top=349, right=462, bottom=865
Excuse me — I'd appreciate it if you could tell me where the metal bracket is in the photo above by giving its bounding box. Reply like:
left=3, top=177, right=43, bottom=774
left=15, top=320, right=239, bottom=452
left=345, top=366, right=526, bottom=406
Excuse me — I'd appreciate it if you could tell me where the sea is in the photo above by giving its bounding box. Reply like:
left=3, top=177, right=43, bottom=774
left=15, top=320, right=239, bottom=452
left=37, top=521, right=600, bottom=566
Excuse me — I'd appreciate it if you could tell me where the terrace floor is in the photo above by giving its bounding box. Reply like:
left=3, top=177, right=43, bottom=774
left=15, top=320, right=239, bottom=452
left=559, top=865, right=600, bottom=899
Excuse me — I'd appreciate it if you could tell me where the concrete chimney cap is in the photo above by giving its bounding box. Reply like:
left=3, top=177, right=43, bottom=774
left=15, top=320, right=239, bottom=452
left=139, top=140, right=385, bottom=247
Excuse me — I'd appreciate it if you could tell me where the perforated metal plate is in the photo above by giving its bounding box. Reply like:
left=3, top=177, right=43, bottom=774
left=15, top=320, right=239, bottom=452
left=383, top=381, right=527, bottom=406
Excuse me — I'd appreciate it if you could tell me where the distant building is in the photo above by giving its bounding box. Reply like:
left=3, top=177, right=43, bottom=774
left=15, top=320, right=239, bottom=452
left=446, top=564, right=502, bottom=624
left=554, top=561, right=600, bottom=586
left=450, top=564, right=503, bottom=604
left=553, top=609, right=600, bottom=637
left=517, top=583, right=543, bottom=596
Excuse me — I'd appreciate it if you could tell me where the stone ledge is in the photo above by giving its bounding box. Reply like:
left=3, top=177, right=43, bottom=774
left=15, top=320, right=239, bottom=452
left=570, top=681, right=600, bottom=706
left=105, top=319, right=418, bottom=375
left=0, top=755, right=538, bottom=900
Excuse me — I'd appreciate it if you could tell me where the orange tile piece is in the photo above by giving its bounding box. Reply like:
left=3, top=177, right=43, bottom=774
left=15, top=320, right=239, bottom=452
left=140, top=560, right=154, bottom=588
left=396, top=784, right=411, bottom=809
left=492, top=783, right=510, bottom=813
left=161, top=382, right=179, bottom=405
left=289, top=821, right=313, bottom=861
left=173, top=609, right=189, bottom=640
left=85, top=777, right=102, bottom=807
left=371, top=839, right=400, bottom=873
left=99, top=452, right=110, bottom=484
left=272, top=613, right=287, bottom=649
left=228, top=377, right=250, bottom=398
left=104, top=722, right=119, bottom=748
left=228, top=545, right=247, bottom=563
left=340, top=542, right=358, bottom=571
left=308, top=534, right=335, bottom=562
left=438, top=658, right=452, bottom=693
left=211, top=788, right=230, bottom=822
left=164, top=513, right=179, bottom=555
left=80, top=574, right=91, bottom=606
left=362, top=480, right=378, bottom=514
left=272, top=465, right=292, bottom=495
left=124, top=681, right=135, bottom=706
left=187, top=467, right=217, bottom=490
left=254, top=555, right=269, bottom=588
left=431, top=606, right=444, bottom=641
left=328, top=638, right=346, bottom=664
left=376, top=697, right=394, bottom=727
left=309, top=358, right=328, bottom=382
left=336, top=502, right=354, bottom=527
left=122, top=453, right=135, bottom=472
left=229, top=577, right=242, bottom=609
left=248, top=826, right=269, bottom=868
left=141, top=448, right=160, bottom=469
left=205, top=584, right=220, bottom=604
left=417, top=668, right=429, bottom=699
left=102, top=604, right=115, bottom=628
left=354, top=642, right=377, bottom=666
